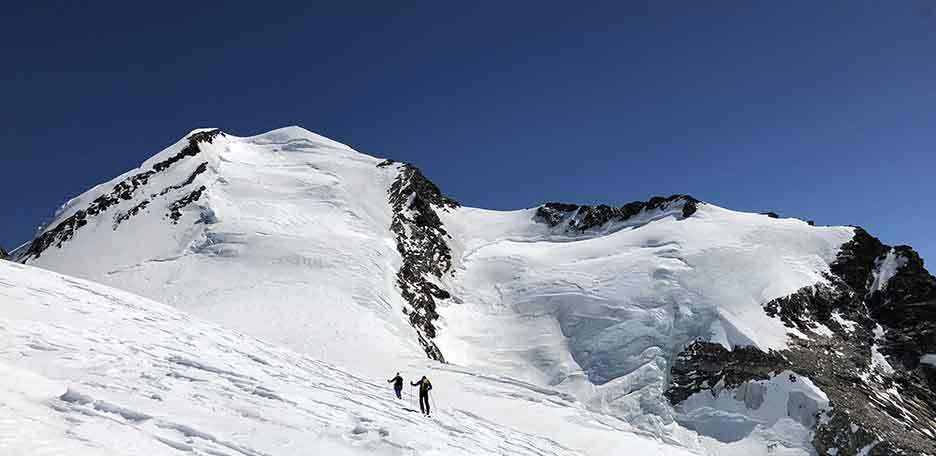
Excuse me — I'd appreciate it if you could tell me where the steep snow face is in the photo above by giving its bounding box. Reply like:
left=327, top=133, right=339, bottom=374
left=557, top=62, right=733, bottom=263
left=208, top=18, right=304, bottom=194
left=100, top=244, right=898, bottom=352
left=435, top=203, right=854, bottom=448
left=0, top=260, right=700, bottom=456
left=17, top=127, right=419, bottom=377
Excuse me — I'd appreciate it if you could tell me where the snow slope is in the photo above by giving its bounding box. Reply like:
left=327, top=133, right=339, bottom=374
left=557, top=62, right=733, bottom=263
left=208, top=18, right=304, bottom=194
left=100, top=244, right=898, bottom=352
left=0, top=260, right=697, bottom=456
left=17, top=127, right=419, bottom=378
left=434, top=203, right=853, bottom=452
left=15, top=126, right=902, bottom=455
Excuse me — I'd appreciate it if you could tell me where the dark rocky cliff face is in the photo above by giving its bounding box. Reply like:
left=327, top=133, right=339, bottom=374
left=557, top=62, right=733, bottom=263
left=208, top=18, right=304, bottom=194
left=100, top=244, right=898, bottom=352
left=384, top=163, right=459, bottom=362
left=666, top=227, right=936, bottom=455
left=17, top=130, right=221, bottom=262
left=0, top=245, right=7, bottom=260
left=535, top=194, right=700, bottom=232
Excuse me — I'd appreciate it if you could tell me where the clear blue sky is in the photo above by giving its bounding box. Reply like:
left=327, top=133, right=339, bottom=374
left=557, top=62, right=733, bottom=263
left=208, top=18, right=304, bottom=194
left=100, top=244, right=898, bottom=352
left=2, top=2, right=934, bottom=262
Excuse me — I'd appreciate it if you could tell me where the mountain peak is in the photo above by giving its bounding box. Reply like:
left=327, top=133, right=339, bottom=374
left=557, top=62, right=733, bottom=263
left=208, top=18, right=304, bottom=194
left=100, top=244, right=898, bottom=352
left=233, top=125, right=356, bottom=153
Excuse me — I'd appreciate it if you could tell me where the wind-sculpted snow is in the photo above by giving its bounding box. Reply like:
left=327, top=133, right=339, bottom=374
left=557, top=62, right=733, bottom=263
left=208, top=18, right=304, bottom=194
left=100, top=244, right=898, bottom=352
left=0, top=261, right=700, bottom=456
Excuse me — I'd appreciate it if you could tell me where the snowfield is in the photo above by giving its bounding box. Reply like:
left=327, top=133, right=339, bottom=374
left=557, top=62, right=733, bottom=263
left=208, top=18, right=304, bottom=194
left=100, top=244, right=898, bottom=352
left=11, top=126, right=897, bottom=455
left=0, top=260, right=696, bottom=456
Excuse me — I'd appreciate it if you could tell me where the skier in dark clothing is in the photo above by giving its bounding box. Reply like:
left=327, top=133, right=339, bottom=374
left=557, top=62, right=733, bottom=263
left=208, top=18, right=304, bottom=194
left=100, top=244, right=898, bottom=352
left=388, top=372, right=404, bottom=399
left=411, top=376, right=433, bottom=415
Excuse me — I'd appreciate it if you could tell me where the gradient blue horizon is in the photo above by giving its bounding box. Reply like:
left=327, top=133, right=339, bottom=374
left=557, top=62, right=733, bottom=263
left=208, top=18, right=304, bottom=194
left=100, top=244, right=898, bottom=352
left=2, top=2, right=934, bottom=262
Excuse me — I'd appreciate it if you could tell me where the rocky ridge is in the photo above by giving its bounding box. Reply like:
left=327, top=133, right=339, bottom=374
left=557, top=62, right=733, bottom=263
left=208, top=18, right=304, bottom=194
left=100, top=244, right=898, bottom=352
left=666, top=227, right=936, bottom=455
left=17, top=130, right=222, bottom=261
left=383, top=161, right=459, bottom=361
left=534, top=194, right=700, bottom=232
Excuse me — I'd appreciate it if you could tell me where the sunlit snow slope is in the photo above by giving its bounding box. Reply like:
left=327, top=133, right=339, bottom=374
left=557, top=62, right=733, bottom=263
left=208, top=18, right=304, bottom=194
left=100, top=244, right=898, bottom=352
left=436, top=204, right=853, bottom=452
left=18, top=127, right=417, bottom=377
left=16, top=126, right=935, bottom=455
left=0, top=260, right=697, bottom=456
left=439, top=204, right=850, bottom=408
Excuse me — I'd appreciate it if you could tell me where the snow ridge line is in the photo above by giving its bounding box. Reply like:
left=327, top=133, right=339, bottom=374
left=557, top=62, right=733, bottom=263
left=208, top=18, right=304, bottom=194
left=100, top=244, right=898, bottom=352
left=17, top=129, right=223, bottom=261
left=383, top=160, right=459, bottom=362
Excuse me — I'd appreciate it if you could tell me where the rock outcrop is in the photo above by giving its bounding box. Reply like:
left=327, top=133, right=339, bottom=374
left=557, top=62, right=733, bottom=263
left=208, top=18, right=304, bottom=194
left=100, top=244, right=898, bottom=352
left=18, top=130, right=222, bottom=261
left=385, top=163, right=459, bottom=362
left=667, top=227, right=936, bottom=455
left=535, top=194, right=699, bottom=232
left=665, top=341, right=789, bottom=404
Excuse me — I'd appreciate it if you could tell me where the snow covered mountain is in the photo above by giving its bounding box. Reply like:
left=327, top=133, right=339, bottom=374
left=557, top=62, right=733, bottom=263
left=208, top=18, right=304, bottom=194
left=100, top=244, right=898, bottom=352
left=11, top=127, right=936, bottom=455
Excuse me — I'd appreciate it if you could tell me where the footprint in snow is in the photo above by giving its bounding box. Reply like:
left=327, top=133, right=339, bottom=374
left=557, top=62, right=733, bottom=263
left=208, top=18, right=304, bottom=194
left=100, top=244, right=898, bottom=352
left=347, top=416, right=390, bottom=441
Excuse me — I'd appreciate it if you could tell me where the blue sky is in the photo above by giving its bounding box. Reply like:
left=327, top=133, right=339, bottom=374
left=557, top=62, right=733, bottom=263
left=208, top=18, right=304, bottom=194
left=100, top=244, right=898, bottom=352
left=2, top=2, right=934, bottom=261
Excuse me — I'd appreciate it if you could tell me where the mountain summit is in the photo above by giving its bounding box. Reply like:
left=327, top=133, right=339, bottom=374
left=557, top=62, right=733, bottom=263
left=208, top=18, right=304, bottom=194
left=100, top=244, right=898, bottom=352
left=13, top=127, right=936, bottom=455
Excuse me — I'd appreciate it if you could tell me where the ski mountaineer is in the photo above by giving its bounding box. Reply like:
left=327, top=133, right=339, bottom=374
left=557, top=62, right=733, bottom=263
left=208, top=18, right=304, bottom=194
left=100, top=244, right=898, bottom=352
left=411, top=376, right=433, bottom=416
left=387, top=372, right=404, bottom=399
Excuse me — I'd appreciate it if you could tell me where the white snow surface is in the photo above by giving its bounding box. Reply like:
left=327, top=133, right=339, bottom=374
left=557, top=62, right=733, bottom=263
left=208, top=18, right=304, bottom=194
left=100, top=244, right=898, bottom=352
left=23, top=127, right=418, bottom=378
left=869, top=249, right=908, bottom=294
left=676, top=371, right=829, bottom=456
left=18, top=126, right=860, bottom=454
left=436, top=203, right=852, bottom=436
left=0, top=260, right=698, bottom=456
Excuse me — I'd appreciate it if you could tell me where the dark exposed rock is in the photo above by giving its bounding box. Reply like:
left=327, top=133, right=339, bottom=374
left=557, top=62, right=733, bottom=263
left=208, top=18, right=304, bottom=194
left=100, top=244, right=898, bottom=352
left=812, top=411, right=880, bottom=456
left=665, top=340, right=789, bottom=404
left=110, top=162, right=209, bottom=230
left=763, top=274, right=872, bottom=335
left=666, top=226, right=936, bottom=455
left=385, top=163, right=458, bottom=362
left=158, top=162, right=208, bottom=197
left=0, top=245, right=7, bottom=260
left=376, top=159, right=395, bottom=168
left=762, top=211, right=780, bottom=218
left=535, top=202, right=580, bottom=226
left=18, top=130, right=222, bottom=261
left=535, top=194, right=700, bottom=232
left=167, top=186, right=207, bottom=223
left=152, top=130, right=222, bottom=172
left=807, top=220, right=815, bottom=226
left=867, top=245, right=936, bottom=374
left=113, top=200, right=150, bottom=229
left=829, top=227, right=887, bottom=297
